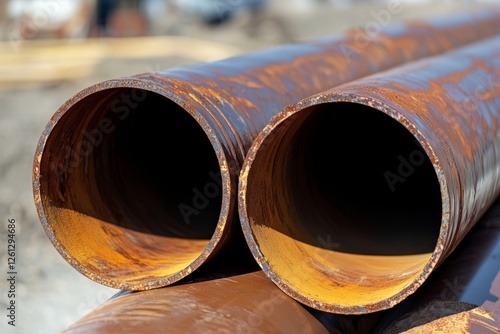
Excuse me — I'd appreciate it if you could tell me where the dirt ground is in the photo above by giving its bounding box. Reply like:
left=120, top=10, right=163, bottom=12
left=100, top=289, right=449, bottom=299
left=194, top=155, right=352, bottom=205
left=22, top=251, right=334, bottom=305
left=0, top=1, right=492, bottom=333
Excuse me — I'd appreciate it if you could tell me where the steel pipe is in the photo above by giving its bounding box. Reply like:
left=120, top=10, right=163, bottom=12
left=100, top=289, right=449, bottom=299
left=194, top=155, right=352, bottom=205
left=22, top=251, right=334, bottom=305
left=33, top=7, right=500, bottom=290
left=61, top=269, right=386, bottom=334
left=62, top=255, right=393, bottom=334
left=372, top=195, right=500, bottom=333
left=62, top=195, right=500, bottom=333
left=239, top=36, right=500, bottom=314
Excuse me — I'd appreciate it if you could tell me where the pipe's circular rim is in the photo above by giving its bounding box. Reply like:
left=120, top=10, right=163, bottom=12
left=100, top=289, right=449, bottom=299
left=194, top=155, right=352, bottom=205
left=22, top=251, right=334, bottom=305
left=238, top=92, right=450, bottom=314
left=32, top=78, right=233, bottom=290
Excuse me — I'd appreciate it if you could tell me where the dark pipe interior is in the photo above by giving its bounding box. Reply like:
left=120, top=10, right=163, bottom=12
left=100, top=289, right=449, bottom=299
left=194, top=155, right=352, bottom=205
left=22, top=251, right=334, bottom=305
left=245, top=101, right=442, bottom=307
left=39, top=88, right=223, bottom=284
left=96, top=89, right=222, bottom=238
left=291, top=102, right=442, bottom=255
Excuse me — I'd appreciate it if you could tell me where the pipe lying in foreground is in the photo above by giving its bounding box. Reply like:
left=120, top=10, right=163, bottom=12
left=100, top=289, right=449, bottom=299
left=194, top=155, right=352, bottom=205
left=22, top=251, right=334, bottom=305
left=61, top=202, right=500, bottom=334
left=62, top=247, right=389, bottom=334
left=61, top=270, right=385, bottom=334
left=372, top=195, right=500, bottom=333
left=33, top=7, right=500, bottom=290
left=61, top=266, right=388, bottom=334
left=239, top=35, right=500, bottom=314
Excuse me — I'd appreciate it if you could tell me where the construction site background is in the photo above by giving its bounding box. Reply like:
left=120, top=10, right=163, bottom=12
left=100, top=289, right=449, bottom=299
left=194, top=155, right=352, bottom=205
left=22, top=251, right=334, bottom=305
left=0, top=0, right=497, bottom=333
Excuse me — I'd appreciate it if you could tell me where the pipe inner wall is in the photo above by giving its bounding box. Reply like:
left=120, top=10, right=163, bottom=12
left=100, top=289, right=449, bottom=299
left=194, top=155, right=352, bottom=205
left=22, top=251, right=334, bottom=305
left=33, top=8, right=500, bottom=290
left=239, top=35, right=500, bottom=314
left=35, top=87, right=225, bottom=289
left=243, top=102, right=442, bottom=310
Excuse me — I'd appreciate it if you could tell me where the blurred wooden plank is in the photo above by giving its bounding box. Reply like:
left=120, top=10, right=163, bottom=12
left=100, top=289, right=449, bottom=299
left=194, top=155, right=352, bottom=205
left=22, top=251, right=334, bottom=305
left=0, top=35, right=243, bottom=89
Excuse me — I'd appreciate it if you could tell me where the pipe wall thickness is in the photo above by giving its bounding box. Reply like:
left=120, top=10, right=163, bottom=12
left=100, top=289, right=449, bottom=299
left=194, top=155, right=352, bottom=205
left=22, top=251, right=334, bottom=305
left=33, top=7, right=500, bottom=290
left=239, top=35, right=500, bottom=314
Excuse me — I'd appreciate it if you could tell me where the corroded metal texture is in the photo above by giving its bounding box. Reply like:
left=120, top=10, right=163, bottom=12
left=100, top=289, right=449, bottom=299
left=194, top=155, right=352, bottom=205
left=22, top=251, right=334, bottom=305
left=62, top=264, right=389, bottom=334
left=380, top=302, right=499, bottom=334
left=373, top=196, right=500, bottom=333
left=61, top=271, right=331, bottom=334
left=239, top=36, right=500, bottom=314
left=33, top=7, right=500, bottom=290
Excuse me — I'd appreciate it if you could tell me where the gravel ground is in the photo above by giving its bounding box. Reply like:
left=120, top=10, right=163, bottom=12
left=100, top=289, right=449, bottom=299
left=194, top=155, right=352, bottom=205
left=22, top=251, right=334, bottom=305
left=0, top=1, right=490, bottom=333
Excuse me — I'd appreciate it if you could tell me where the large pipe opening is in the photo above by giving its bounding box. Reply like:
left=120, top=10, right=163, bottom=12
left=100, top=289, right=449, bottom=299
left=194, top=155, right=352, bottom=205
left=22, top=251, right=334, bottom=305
left=38, top=88, right=223, bottom=288
left=243, top=102, right=442, bottom=310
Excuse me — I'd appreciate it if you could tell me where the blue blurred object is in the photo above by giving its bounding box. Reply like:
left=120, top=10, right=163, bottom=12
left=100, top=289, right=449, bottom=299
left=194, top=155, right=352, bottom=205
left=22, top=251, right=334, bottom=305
left=182, top=0, right=267, bottom=25
left=96, top=0, right=119, bottom=29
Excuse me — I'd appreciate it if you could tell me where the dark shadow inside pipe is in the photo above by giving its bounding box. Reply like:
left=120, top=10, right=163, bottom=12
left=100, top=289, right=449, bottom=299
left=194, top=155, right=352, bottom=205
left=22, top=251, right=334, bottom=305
left=245, top=102, right=442, bottom=307
left=39, top=88, right=223, bottom=283
left=97, top=90, right=222, bottom=237
left=292, top=102, right=442, bottom=255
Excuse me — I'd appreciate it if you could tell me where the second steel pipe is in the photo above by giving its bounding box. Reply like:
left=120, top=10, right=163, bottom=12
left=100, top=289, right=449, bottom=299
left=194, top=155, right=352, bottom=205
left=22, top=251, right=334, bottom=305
left=33, top=8, right=500, bottom=290
left=239, top=35, right=500, bottom=314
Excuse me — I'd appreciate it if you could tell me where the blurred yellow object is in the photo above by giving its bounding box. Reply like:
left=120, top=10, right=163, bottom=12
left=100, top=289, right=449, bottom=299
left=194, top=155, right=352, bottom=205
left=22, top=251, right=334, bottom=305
left=0, top=35, right=243, bottom=90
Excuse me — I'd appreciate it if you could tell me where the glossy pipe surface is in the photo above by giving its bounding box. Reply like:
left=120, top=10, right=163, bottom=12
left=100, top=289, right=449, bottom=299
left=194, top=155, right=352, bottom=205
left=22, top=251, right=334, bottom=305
left=61, top=271, right=332, bottom=334
left=239, top=35, right=500, bottom=314
left=62, top=265, right=393, bottom=334
left=33, top=7, right=500, bottom=290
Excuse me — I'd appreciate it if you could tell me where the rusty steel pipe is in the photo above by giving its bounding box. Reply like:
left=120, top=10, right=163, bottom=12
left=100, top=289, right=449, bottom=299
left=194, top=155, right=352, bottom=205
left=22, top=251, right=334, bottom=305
left=62, top=204, right=500, bottom=334
left=62, top=270, right=379, bottom=334
left=33, top=8, right=500, bottom=290
left=372, top=195, right=500, bottom=333
left=62, top=264, right=391, bottom=334
left=239, top=36, right=500, bottom=314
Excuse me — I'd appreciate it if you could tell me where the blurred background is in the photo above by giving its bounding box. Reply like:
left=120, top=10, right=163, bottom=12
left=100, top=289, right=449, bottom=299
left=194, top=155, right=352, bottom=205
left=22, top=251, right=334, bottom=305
left=0, top=0, right=498, bottom=333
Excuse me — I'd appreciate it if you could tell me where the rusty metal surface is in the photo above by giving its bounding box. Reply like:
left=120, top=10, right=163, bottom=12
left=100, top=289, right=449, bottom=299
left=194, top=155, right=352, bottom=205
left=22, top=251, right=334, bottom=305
left=372, top=195, right=500, bottom=333
left=238, top=35, right=500, bottom=314
left=61, top=271, right=330, bottom=334
left=33, top=7, right=500, bottom=290
left=61, top=267, right=393, bottom=334
left=380, top=301, right=499, bottom=334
